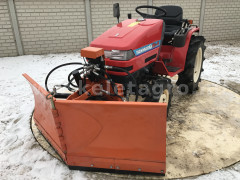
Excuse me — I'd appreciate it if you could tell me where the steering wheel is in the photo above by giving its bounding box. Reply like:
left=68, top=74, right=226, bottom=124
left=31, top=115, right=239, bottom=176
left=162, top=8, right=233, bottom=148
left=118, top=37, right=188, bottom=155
left=135, top=5, right=167, bottom=19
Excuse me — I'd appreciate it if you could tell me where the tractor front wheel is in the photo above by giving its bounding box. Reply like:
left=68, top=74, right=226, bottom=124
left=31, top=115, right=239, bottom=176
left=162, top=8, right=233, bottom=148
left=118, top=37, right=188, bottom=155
left=144, top=79, right=173, bottom=116
left=158, top=84, right=172, bottom=115
left=177, top=36, right=206, bottom=93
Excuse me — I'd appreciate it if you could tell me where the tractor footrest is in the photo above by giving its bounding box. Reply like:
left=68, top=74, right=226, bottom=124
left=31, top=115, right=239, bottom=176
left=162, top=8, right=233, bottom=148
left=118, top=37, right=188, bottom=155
left=163, top=59, right=172, bottom=64
left=166, top=66, right=180, bottom=72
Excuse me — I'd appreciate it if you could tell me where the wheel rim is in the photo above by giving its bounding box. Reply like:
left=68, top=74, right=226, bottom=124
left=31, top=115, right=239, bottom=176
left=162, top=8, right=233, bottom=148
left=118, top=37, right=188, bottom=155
left=159, top=89, right=169, bottom=104
left=193, top=47, right=202, bottom=83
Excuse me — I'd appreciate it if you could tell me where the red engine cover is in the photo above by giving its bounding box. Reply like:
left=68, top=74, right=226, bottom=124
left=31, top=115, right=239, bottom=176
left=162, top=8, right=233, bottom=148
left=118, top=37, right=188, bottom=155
left=91, top=19, right=164, bottom=51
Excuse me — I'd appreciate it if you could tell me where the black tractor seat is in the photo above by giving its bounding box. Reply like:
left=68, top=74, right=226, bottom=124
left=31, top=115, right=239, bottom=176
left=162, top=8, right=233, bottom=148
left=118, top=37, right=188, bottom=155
left=155, top=5, right=183, bottom=37
left=164, top=25, right=181, bottom=36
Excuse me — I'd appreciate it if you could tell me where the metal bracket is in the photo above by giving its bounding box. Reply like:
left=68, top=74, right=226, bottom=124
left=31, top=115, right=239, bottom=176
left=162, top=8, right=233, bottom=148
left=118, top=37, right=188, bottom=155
left=46, top=93, right=56, bottom=110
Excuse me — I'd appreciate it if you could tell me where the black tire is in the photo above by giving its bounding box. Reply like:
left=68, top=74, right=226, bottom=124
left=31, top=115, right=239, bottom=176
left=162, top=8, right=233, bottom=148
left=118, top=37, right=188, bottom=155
left=176, top=35, right=206, bottom=94
left=144, top=78, right=173, bottom=116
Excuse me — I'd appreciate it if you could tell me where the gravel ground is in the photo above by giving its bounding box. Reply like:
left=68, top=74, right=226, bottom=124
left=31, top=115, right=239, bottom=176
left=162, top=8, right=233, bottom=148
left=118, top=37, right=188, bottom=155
left=0, top=40, right=239, bottom=180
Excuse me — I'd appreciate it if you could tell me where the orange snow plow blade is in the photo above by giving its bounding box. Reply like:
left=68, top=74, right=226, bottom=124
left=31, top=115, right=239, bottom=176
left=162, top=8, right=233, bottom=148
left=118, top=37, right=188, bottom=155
left=23, top=73, right=167, bottom=174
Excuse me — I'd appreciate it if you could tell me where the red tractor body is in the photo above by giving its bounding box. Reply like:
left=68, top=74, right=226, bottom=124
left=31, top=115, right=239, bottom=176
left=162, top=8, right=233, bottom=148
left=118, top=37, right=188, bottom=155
left=91, top=18, right=199, bottom=79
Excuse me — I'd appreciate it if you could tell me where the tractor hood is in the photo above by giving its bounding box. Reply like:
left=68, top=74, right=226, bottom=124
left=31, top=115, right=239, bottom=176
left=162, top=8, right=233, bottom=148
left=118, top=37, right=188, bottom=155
left=90, top=19, right=164, bottom=51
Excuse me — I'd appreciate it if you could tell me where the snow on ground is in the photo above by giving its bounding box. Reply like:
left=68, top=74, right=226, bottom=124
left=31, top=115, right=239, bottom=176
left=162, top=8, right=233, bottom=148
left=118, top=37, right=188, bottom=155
left=202, top=41, right=240, bottom=94
left=203, top=45, right=240, bottom=84
left=0, top=41, right=240, bottom=179
left=0, top=54, right=86, bottom=179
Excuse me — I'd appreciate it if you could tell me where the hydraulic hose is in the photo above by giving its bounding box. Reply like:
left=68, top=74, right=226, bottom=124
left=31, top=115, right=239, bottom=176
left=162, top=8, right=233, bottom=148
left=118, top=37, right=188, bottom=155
left=45, top=62, right=83, bottom=92
left=45, top=62, right=137, bottom=101
left=67, top=67, right=84, bottom=88
left=66, top=66, right=120, bottom=99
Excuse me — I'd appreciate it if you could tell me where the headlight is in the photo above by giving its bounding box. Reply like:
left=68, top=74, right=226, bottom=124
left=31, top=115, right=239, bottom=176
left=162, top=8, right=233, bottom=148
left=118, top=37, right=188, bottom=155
left=104, top=50, right=135, bottom=60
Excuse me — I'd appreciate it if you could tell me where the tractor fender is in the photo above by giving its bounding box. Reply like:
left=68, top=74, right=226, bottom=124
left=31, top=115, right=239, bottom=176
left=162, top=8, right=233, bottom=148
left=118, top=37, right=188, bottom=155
left=180, top=27, right=200, bottom=67
left=184, top=27, right=200, bottom=49
left=165, top=27, right=200, bottom=71
left=173, top=27, right=199, bottom=48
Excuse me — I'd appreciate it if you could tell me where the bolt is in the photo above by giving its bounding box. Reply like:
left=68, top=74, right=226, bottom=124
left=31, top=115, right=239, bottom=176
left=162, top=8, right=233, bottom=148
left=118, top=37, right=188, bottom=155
left=138, top=168, right=141, bottom=171
left=110, top=166, right=113, bottom=169
left=161, top=170, right=164, bottom=173
left=90, top=164, right=94, bottom=167
left=116, top=166, right=120, bottom=169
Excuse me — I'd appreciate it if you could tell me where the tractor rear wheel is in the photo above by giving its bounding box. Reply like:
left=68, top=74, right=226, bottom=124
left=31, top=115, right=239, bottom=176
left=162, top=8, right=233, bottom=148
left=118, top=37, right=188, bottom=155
left=176, top=36, right=206, bottom=93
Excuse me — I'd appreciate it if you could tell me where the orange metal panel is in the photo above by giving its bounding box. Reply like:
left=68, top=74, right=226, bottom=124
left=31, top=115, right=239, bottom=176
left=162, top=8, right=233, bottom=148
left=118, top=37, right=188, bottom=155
left=81, top=47, right=104, bottom=59
left=55, top=100, right=167, bottom=173
left=23, top=74, right=167, bottom=174
left=23, top=74, right=67, bottom=160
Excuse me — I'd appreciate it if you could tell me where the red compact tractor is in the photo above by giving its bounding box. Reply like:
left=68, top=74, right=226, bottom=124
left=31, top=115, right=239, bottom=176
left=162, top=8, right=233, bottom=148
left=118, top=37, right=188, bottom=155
left=24, top=4, right=205, bottom=175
